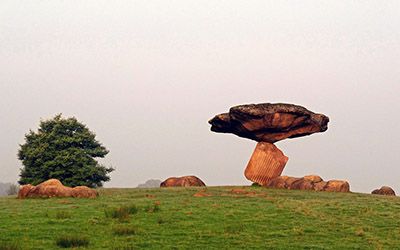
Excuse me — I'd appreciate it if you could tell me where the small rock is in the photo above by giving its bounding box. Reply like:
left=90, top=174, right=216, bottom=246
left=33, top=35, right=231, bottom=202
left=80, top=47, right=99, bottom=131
left=160, top=176, right=206, bottom=187
left=371, top=186, right=396, bottom=196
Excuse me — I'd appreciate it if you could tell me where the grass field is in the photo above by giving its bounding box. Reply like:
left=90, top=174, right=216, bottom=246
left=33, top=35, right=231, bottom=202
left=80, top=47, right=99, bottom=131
left=1, top=186, right=400, bottom=249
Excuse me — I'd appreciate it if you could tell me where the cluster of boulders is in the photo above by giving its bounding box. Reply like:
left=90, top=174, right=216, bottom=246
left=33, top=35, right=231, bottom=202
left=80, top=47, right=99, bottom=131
left=265, top=175, right=350, bottom=192
left=18, top=179, right=97, bottom=199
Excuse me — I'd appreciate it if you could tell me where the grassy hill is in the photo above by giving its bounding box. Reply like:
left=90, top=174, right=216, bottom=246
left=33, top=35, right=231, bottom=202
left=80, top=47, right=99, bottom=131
left=1, top=186, right=399, bottom=249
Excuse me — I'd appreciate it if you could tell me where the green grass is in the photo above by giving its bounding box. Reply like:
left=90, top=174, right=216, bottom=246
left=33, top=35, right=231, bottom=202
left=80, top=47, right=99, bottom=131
left=1, top=186, right=400, bottom=249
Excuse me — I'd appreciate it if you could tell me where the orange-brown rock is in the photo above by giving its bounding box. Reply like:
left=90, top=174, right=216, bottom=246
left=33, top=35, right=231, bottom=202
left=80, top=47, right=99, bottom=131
left=303, top=175, right=323, bottom=183
left=265, top=175, right=350, bottom=193
left=313, top=181, right=328, bottom=191
left=290, top=179, right=314, bottom=191
left=371, top=186, right=396, bottom=196
left=160, top=176, right=206, bottom=187
left=193, top=191, right=212, bottom=197
left=17, top=179, right=97, bottom=199
left=71, top=186, right=97, bottom=198
left=324, top=180, right=350, bottom=192
left=244, top=142, right=288, bottom=185
left=17, top=184, right=33, bottom=199
left=209, top=103, right=329, bottom=143
left=265, top=176, right=300, bottom=189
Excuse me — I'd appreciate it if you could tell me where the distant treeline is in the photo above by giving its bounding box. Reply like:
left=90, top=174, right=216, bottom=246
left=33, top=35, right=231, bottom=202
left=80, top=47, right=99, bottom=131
left=0, top=183, right=12, bottom=196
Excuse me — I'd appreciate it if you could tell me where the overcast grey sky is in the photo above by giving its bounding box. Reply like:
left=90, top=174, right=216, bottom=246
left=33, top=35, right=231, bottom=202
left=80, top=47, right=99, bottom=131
left=1, top=1, right=399, bottom=192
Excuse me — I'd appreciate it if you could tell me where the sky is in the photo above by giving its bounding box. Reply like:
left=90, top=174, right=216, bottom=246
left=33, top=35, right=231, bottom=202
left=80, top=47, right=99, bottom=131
left=0, top=1, right=399, bottom=193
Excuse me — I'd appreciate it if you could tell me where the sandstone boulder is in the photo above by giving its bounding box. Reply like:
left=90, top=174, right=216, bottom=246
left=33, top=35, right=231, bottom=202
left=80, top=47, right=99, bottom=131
left=304, top=175, right=323, bottom=183
left=244, top=142, right=288, bottom=185
left=290, top=179, right=314, bottom=191
left=371, top=186, right=396, bottom=196
left=17, top=179, right=97, bottom=199
left=17, top=184, right=33, bottom=199
left=209, top=103, right=329, bottom=143
left=160, top=176, right=206, bottom=187
left=324, top=180, right=350, bottom=193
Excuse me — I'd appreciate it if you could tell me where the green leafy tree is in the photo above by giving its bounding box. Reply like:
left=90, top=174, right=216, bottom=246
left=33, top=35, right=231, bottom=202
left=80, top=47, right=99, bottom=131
left=18, top=114, right=113, bottom=188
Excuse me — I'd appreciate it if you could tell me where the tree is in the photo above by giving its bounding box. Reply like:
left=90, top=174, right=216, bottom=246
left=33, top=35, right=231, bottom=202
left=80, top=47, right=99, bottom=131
left=18, top=115, right=114, bottom=188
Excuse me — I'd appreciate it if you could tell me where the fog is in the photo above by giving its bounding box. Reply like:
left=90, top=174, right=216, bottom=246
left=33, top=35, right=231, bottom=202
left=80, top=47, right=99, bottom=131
left=1, top=1, right=399, bottom=192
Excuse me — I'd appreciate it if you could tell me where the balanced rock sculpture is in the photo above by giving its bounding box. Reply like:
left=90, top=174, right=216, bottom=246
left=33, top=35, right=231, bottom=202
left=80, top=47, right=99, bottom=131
left=209, top=103, right=330, bottom=186
left=160, top=176, right=206, bottom=187
left=18, top=179, right=97, bottom=199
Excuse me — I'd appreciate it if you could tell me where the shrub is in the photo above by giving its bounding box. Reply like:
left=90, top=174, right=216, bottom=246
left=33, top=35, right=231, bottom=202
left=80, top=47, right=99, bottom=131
left=55, top=235, right=89, bottom=248
left=0, top=241, right=21, bottom=250
left=145, top=204, right=160, bottom=213
left=105, top=204, right=138, bottom=221
left=55, top=210, right=72, bottom=219
left=224, top=224, right=245, bottom=234
left=111, top=246, right=135, bottom=250
left=112, top=225, right=137, bottom=236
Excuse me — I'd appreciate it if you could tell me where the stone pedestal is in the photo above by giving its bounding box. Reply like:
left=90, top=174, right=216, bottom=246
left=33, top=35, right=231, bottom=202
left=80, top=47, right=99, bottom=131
left=244, top=142, right=288, bottom=185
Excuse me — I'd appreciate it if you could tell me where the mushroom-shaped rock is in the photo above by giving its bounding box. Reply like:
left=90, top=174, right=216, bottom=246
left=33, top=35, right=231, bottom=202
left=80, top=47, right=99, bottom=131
left=17, top=179, right=97, bottom=199
left=160, top=176, right=206, bottom=187
left=371, top=186, right=396, bottom=196
left=209, top=103, right=329, bottom=143
left=209, top=103, right=329, bottom=185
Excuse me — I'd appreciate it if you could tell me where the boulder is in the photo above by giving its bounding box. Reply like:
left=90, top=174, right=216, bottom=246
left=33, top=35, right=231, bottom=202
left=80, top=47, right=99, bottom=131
left=371, top=186, right=396, bottom=196
left=265, top=176, right=301, bottom=189
left=324, top=180, right=350, bottom=193
left=290, top=179, right=314, bottom=191
left=17, top=179, right=97, bottom=199
left=160, top=176, right=206, bottom=187
left=71, top=186, right=97, bottom=198
left=244, top=142, right=288, bottom=185
left=313, top=181, right=328, bottom=191
left=209, top=103, right=329, bottom=143
left=303, top=175, right=323, bottom=183
left=17, top=184, right=33, bottom=199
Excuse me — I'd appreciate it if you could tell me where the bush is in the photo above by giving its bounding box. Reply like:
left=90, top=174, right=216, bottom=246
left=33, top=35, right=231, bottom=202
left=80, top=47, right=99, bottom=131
left=55, top=210, right=72, bottom=219
left=105, top=204, right=138, bottom=221
left=112, top=225, right=137, bottom=236
left=0, top=241, right=21, bottom=250
left=55, top=235, right=89, bottom=248
left=145, top=204, right=160, bottom=213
